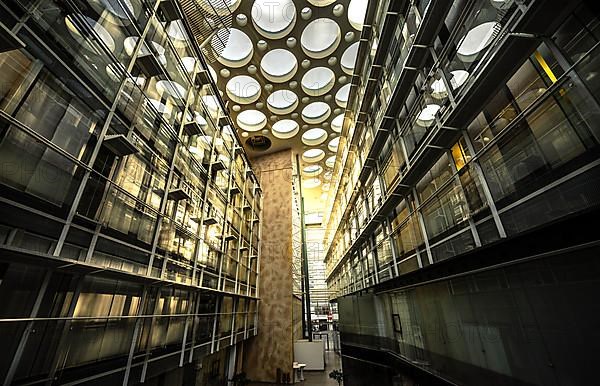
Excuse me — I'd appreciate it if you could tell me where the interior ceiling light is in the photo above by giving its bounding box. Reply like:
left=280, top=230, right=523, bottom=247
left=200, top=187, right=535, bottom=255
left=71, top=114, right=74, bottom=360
left=252, top=0, right=296, bottom=39
left=331, top=113, right=344, bottom=133
left=237, top=109, right=267, bottom=131
left=302, top=102, right=331, bottom=124
left=307, top=0, right=336, bottom=6
left=302, top=148, right=325, bottom=163
left=272, top=119, right=299, bottom=139
left=214, top=28, right=253, bottom=68
left=302, top=128, right=328, bottom=146
left=348, top=0, right=368, bottom=31
left=226, top=75, right=261, bottom=104
left=301, top=67, right=335, bottom=96
left=341, top=41, right=359, bottom=75
left=156, top=80, right=187, bottom=101
left=260, top=49, right=298, bottom=82
left=416, top=104, right=441, bottom=127
left=166, top=20, right=189, bottom=45
left=89, top=0, right=140, bottom=24
left=335, top=84, right=350, bottom=108
left=267, top=89, right=298, bottom=114
left=457, top=21, right=500, bottom=62
left=301, top=18, right=341, bottom=59
left=303, top=164, right=323, bottom=177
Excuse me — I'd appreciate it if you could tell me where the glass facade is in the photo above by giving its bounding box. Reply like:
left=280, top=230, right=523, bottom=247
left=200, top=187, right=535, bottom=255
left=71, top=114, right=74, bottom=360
left=0, top=0, right=261, bottom=384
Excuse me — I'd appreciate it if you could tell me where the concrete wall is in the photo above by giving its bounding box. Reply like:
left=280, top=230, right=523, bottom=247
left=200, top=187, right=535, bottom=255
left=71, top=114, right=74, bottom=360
left=243, top=150, right=294, bottom=382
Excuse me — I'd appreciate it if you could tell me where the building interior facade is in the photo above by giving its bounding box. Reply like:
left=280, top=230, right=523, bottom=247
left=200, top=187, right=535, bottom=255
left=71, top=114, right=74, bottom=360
left=0, top=0, right=599, bottom=385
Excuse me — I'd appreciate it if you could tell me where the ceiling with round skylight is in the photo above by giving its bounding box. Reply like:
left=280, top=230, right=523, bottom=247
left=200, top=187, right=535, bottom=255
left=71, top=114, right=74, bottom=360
left=208, top=0, right=368, bottom=202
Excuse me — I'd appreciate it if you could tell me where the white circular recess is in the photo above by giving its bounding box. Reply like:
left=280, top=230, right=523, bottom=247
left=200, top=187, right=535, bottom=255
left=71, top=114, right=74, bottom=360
left=457, top=22, right=500, bottom=62
left=325, top=155, right=336, bottom=168
left=348, top=0, right=368, bottom=31
left=226, top=75, right=261, bottom=104
left=260, top=49, right=298, bottom=82
left=335, top=84, right=351, bottom=107
left=156, top=80, right=187, bottom=101
left=450, top=70, right=469, bottom=89
left=331, top=113, right=344, bottom=133
left=302, top=102, right=331, bottom=124
left=341, top=42, right=359, bottom=75
left=214, top=28, right=253, bottom=68
left=166, top=20, right=189, bottom=45
left=237, top=110, right=267, bottom=131
left=181, top=57, right=199, bottom=74
left=302, top=128, right=328, bottom=145
left=272, top=119, right=299, bottom=139
left=416, top=104, right=441, bottom=127
left=66, top=14, right=115, bottom=53
left=303, top=164, right=323, bottom=177
left=301, top=67, right=335, bottom=96
left=89, top=0, right=139, bottom=25
left=302, top=149, right=325, bottom=163
left=301, top=18, right=341, bottom=59
left=267, top=90, right=298, bottom=114
left=202, top=95, right=220, bottom=117
left=147, top=99, right=172, bottom=119
left=200, top=0, right=241, bottom=15
left=251, top=0, right=296, bottom=39
left=307, top=0, right=335, bottom=6
left=328, top=137, right=340, bottom=152
left=303, top=178, right=322, bottom=189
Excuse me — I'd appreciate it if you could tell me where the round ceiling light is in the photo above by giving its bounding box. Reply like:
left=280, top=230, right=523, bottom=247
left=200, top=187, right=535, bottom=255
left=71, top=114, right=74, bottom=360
left=457, top=22, right=500, bottom=63
left=325, top=155, right=336, bottom=168
left=302, top=148, right=325, bottom=163
left=156, top=80, right=187, bottom=101
left=237, top=109, right=267, bottom=131
left=166, top=20, right=189, bottom=45
left=348, top=0, right=368, bottom=31
left=260, top=49, right=298, bottom=83
left=272, top=119, right=299, bottom=139
left=252, top=0, right=296, bottom=39
left=214, top=28, right=253, bottom=68
left=302, top=102, right=331, bottom=124
left=302, top=128, right=328, bottom=146
left=416, top=104, right=441, bottom=127
left=301, top=18, right=341, bottom=59
left=267, top=89, right=298, bottom=114
left=341, top=41, right=359, bottom=75
left=89, top=0, right=140, bottom=25
left=307, top=0, right=335, bottom=6
left=301, top=67, right=335, bottom=96
left=226, top=75, right=261, bottom=104
left=66, top=14, right=116, bottom=53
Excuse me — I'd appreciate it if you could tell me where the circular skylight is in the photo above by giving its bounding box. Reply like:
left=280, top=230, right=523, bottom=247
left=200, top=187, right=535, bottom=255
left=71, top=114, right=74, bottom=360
left=457, top=22, right=500, bottom=62
left=226, top=75, right=261, bottom=104
left=215, top=28, right=253, bottom=68
left=325, top=155, right=336, bottom=168
left=328, top=136, right=340, bottom=152
left=301, top=18, right=341, bottom=59
left=166, top=20, right=189, bottom=45
left=261, top=49, right=298, bottom=82
left=307, top=0, right=335, bottom=6
left=89, top=0, right=139, bottom=25
left=252, top=0, right=296, bottom=39
left=302, top=128, right=328, bottom=145
left=202, top=95, right=220, bottom=117
left=237, top=109, right=267, bottom=131
left=302, top=148, right=325, bottom=163
left=341, top=42, right=359, bottom=75
left=303, top=164, right=323, bottom=177
left=348, top=0, right=368, bottom=31
left=147, top=99, right=172, bottom=119
left=272, top=119, right=299, bottom=139
left=301, top=67, right=335, bottom=96
left=267, top=90, right=298, bottom=114
left=66, top=14, right=115, bottom=53
left=416, top=104, right=441, bottom=127
left=156, top=80, right=187, bottom=101
left=181, top=57, right=198, bottom=74
left=331, top=113, right=344, bottom=133
left=302, top=102, right=331, bottom=124
left=335, top=84, right=350, bottom=107
left=450, top=70, right=469, bottom=89
left=303, top=178, right=322, bottom=189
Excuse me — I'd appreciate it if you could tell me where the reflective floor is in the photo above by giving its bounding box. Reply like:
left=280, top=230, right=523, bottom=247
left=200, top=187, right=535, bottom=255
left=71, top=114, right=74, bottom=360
left=302, top=350, right=343, bottom=386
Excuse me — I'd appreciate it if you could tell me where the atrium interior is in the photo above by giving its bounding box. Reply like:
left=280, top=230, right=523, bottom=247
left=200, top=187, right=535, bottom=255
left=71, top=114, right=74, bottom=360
left=0, top=0, right=599, bottom=385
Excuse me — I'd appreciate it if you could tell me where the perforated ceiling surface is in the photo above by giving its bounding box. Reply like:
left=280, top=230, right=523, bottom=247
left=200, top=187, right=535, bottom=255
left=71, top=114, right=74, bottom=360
left=205, top=0, right=368, bottom=200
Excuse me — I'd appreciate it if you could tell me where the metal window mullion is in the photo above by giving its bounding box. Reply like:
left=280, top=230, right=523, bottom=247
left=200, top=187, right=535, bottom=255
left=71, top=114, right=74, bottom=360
left=187, top=291, right=203, bottom=363
left=410, top=190, right=433, bottom=265
left=447, top=150, right=481, bottom=247
left=123, top=286, right=150, bottom=386
left=210, top=297, right=221, bottom=353
left=140, top=288, right=164, bottom=383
